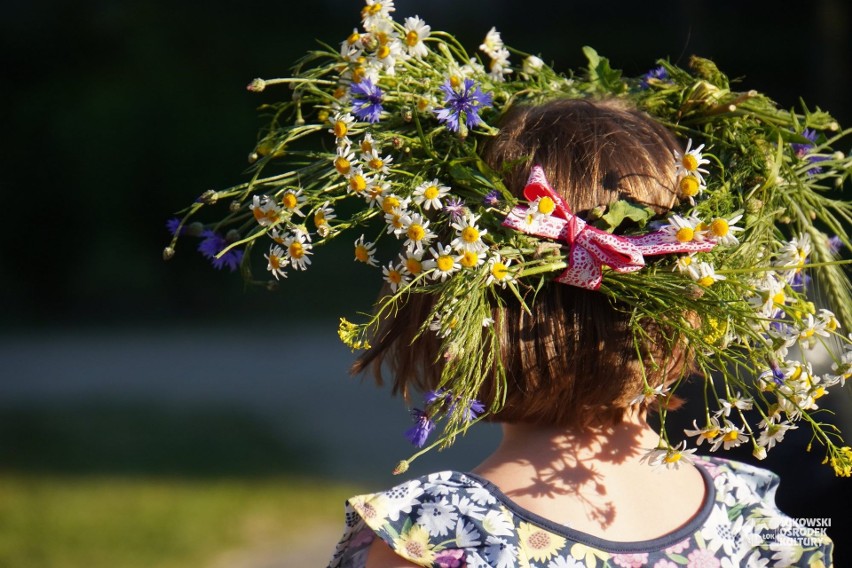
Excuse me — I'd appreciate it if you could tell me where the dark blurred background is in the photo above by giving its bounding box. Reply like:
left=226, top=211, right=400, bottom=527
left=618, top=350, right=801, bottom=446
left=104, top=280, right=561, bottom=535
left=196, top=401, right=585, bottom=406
left=1, top=0, right=850, bottom=565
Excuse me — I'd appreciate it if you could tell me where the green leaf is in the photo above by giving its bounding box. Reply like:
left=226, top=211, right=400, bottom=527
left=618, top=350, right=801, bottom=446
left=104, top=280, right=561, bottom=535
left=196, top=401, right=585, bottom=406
left=595, top=200, right=658, bottom=232
left=582, top=46, right=625, bottom=94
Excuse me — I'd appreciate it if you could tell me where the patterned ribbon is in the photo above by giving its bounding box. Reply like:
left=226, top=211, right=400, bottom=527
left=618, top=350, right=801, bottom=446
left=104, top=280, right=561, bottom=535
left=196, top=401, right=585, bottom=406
left=502, top=165, right=716, bottom=290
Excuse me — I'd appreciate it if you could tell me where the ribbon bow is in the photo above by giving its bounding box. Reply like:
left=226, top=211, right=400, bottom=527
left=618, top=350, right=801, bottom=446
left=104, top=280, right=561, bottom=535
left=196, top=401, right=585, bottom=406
left=502, top=165, right=716, bottom=290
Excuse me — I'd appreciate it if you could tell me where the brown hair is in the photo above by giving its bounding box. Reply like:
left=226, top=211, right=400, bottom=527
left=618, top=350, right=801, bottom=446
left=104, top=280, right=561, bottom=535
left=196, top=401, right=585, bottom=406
left=353, top=98, right=688, bottom=429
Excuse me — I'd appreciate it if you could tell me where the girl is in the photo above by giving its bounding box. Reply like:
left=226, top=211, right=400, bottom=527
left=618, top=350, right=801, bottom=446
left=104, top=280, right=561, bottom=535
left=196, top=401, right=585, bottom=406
left=328, top=100, right=836, bottom=567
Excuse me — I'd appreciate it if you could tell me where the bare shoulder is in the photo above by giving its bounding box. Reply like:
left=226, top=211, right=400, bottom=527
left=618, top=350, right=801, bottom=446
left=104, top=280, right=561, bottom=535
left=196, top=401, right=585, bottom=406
left=365, top=538, right=421, bottom=568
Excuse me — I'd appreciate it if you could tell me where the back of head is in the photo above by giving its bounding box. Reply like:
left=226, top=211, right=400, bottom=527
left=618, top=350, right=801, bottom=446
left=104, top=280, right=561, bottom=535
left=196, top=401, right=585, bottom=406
left=355, top=98, right=688, bottom=430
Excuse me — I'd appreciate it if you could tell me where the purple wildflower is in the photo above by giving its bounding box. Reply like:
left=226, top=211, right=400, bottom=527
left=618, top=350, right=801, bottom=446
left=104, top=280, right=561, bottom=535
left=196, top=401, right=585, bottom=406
left=350, top=79, right=384, bottom=123
left=198, top=229, right=243, bottom=272
left=789, top=271, right=810, bottom=293
left=483, top=190, right=501, bottom=207
left=405, top=408, right=435, bottom=448
left=770, top=362, right=786, bottom=385
left=435, top=79, right=493, bottom=132
left=443, top=196, right=466, bottom=220
left=828, top=235, right=844, bottom=256
left=640, top=66, right=669, bottom=90
left=791, top=129, right=827, bottom=175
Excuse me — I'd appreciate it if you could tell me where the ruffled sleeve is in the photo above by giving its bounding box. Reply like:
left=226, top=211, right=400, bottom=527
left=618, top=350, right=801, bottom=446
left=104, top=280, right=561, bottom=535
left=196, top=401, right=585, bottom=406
left=327, top=471, right=518, bottom=568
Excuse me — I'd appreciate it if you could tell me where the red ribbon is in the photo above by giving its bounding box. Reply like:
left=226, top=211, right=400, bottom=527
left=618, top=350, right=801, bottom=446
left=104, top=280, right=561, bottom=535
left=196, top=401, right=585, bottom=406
left=501, top=165, right=716, bottom=290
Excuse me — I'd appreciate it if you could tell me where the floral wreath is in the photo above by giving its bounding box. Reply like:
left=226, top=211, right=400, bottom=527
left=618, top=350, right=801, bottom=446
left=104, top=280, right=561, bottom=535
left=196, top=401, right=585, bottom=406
left=165, top=0, right=852, bottom=476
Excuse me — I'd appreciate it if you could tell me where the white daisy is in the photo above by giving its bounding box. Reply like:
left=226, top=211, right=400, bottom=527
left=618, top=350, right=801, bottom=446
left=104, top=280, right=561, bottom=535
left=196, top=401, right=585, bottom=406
left=280, top=188, right=306, bottom=217
left=382, top=262, right=408, bottom=292
left=264, top=244, right=289, bottom=280
left=479, top=27, right=504, bottom=59
left=688, top=261, right=725, bottom=287
left=402, top=16, right=430, bottom=59
left=403, top=212, right=436, bottom=253
left=424, top=243, right=461, bottom=282
left=674, top=138, right=710, bottom=184
left=706, top=213, right=744, bottom=246
left=412, top=179, right=450, bottom=211
left=661, top=214, right=701, bottom=244
left=250, top=195, right=282, bottom=227
left=283, top=232, right=312, bottom=270
left=684, top=417, right=722, bottom=447
left=486, top=254, right=514, bottom=288
left=353, top=234, right=378, bottom=267
left=450, top=213, right=488, bottom=253
left=384, top=206, right=411, bottom=237
left=521, top=55, right=544, bottom=77
left=328, top=111, right=355, bottom=144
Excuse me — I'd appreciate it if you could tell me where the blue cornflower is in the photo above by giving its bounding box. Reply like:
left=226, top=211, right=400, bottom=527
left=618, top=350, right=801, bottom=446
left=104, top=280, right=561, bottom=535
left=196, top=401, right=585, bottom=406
left=198, top=230, right=243, bottom=272
left=435, top=79, right=493, bottom=133
left=789, top=271, right=810, bottom=293
left=483, top=190, right=501, bottom=207
left=640, top=66, right=669, bottom=90
left=405, top=409, right=435, bottom=448
left=166, top=217, right=184, bottom=236
left=350, top=79, right=384, bottom=123
left=425, top=389, right=484, bottom=422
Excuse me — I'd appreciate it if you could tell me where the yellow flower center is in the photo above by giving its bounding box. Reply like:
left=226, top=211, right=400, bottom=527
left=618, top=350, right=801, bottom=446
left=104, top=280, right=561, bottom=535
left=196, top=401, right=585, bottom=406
left=697, top=275, right=715, bottom=287
left=377, top=45, right=391, bottom=60
left=360, top=139, right=372, bottom=153
left=390, top=214, right=403, bottom=229
left=349, top=175, right=367, bottom=193
left=352, top=67, right=366, bottom=84
left=675, top=227, right=695, bottom=242
left=790, top=366, right=803, bottom=381
left=417, top=97, right=430, bottom=111
left=449, top=75, right=461, bottom=89
left=460, top=251, right=479, bottom=268
left=405, top=30, right=419, bottom=47
left=723, top=430, right=740, bottom=442
left=405, top=257, right=422, bottom=274
left=282, top=192, right=298, bottom=209
left=710, top=218, right=729, bottom=237
left=407, top=224, right=426, bottom=242
left=335, top=156, right=351, bottom=175
left=368, top=157, right=384, bottom=170
left=347, top=32, right=361, bottom=45
left=826, top=318, right=838, bottom=332
left=253, top=208, right=279, bottom=225
left=317, top=110, right=329, bottom=123
left=289, top=242, right=304, bottom=259
left=333, top=120, right=348, bottom=138
left=368, top=184, right=385, bottom=200
left=423, top=185, right=439, bottom=200
left=664, top=452, right=682, bottom=464
left=314, top=211, right=326, bottom=225
left=802, top=329, right=815, bottom=338
left=679, top=256, right=693, bottom=267
left=772, top=290, right=786, bottom=305
left=269, top=255, right=282, bottom=270
left=333, top=86, right=347, bottom=99
left=461, top=226, right=480, bottom=243
left=682, top=154, right=699, bottom=171
left=491, top=262, right=508, bottom=280
left=705, top=428, right=720, bottom=439
left=679, top=175, right=700, bottom=197
left=375, top=31, right=389, bottom=45
left=354, top=245, right=369, bottom=262
left=814, top=386, right=826, bottom=400
left=382, top=196, right=401, bottom=213
left=436, top=255, right=454, bottom=272
left=537, top=196, right=556, bottom=215
left=387, top=270, right=402, bottom=284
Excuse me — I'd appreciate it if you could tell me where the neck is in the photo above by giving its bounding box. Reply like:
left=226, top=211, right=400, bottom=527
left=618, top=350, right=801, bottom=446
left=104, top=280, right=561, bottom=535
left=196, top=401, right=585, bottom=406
left=472, top=412, right=665, bottom=498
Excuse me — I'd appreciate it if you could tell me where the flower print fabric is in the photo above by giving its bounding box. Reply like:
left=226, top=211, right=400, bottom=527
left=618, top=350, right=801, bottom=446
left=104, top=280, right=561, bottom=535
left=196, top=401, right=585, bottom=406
left=328, top=456, right=833, bottom=567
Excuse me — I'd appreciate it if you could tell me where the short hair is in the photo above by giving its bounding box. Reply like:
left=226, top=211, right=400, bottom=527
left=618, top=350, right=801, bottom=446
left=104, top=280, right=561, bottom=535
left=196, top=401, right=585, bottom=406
left=353, top=98, right=689, bottom=429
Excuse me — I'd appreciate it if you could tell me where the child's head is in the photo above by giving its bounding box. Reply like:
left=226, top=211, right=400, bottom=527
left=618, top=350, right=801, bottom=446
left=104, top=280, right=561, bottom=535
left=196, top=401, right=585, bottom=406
left=354, top=98, right=692, bottom=430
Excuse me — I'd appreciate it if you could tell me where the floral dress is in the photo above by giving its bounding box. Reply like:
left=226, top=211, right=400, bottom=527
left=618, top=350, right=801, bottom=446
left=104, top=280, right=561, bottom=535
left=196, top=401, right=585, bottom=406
left=328, top=456, right=832, bottom=567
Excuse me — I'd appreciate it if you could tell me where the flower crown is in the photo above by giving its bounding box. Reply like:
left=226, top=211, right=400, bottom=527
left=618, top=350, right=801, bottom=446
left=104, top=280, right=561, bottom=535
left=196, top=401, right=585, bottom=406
left=166, top=0, right=852, bottom=475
